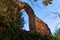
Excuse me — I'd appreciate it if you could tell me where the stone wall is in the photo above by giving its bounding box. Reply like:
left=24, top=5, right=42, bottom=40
left=34, top=16, right=51, bottom=35
left=16, top=1, right=51, bottom=36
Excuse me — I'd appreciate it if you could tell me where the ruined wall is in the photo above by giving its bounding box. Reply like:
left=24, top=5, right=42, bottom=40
left=16, top=1, right=51, bottom=36
left=34, top=16, right=51, bottom=35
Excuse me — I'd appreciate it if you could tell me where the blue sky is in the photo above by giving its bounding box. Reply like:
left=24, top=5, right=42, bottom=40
left=20, top=0, right=60, bottom=34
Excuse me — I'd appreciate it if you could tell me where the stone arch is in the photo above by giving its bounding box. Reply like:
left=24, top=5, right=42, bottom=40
left=16, top=1, right=51, bottom=36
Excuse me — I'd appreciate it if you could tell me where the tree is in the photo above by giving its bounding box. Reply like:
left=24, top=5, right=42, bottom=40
left=27, top=0, right=52, bottom=6
left=0, top=0, right=24, bottom=40
left=54, top=28, right=60, bottom=40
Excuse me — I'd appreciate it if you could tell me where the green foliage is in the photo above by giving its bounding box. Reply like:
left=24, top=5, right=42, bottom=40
left=0, top=29, right=55, bottom=40
left=0, top=0, right=24, bottom=29
left=10, top=30, right=55, bottom=40
left=54, top=28, right=60, bottom=40
left=0, top=0, right=24, bottom=40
